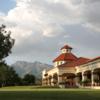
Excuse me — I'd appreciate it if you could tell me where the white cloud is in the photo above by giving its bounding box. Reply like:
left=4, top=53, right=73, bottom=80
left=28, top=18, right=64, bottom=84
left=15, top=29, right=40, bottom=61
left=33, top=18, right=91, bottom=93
left=43, top=24, right=66, bottom=37
left=0, top=0, right=100, bottom=64
left=1, top=0, right=100, bottom=40
left=3, top=0, right=82, bottom=39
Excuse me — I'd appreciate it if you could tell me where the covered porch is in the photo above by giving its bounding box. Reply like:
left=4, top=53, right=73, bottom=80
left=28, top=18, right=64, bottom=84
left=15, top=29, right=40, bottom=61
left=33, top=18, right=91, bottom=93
left=76, top=68, right=100, bottom=87
left=58, top=73, right=76, bottom=88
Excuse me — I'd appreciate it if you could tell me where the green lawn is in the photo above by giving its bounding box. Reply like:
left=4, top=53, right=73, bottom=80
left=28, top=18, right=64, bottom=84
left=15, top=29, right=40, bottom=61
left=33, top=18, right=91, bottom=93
left=0, top=86, right=100, bottom=100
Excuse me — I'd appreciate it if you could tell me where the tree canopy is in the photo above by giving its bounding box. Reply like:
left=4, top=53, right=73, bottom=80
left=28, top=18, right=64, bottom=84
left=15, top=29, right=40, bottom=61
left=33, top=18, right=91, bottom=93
left=0, top=24, right=15, bottom=62
left=0, top=62, right=21, bottom=87
left=23, top=74, right=36, bottom=85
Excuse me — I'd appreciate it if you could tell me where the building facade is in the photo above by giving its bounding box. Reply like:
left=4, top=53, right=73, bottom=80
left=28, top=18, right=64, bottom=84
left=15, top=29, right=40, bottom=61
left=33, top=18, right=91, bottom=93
left=42, top=44, right=100, bottom=88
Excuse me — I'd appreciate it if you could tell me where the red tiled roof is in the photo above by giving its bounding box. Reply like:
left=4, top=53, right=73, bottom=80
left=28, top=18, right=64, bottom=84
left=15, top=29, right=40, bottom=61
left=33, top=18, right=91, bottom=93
left=58, top=57, right=90, bottom=68
left=82, top=56, right=100, bottom=65
left=53, top=53, right=78, bottom=62
left=71, top=57, right=90, bottom=66
left=60, top=45, right=72, bottom=50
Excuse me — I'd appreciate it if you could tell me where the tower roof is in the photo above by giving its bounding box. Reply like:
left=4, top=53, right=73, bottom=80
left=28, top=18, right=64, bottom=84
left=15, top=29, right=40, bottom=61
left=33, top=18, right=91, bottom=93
left=60, top=44, right=72, bottom=50
left=53, top=53, right=78, bottom=62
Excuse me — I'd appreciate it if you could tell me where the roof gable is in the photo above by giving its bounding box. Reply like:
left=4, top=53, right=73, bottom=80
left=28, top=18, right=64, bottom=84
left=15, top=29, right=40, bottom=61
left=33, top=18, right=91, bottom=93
left=58, top=57, right=90, bottom=68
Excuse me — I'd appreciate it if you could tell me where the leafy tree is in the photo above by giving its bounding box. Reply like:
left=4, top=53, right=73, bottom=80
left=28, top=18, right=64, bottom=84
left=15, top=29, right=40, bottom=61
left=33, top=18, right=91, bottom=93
left=0, top=62, right=7, bottom=87
left=6, top=67, right=22, bottom=86
left=23, top=74, right=36, bottom=85
left=0, top=62, right=21, bottom=87
left=0, top=24, right=20, bottom=87
left=0, top=24, right=15, bottom=62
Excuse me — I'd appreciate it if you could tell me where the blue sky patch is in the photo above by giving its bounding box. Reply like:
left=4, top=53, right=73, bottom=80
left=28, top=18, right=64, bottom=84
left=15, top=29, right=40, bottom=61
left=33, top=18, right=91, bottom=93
left=0, top=0, right=16, bottom=13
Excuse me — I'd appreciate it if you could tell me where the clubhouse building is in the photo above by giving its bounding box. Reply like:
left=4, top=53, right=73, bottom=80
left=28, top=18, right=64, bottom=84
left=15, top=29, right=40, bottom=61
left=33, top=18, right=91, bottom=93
left=42, top=44, right=100, bottom=88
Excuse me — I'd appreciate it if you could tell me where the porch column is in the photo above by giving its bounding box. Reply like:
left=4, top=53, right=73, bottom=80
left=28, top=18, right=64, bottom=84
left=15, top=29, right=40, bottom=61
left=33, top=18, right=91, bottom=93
left=75, top=74, right=79, bottom=86
left=75, top=73, right=82, bottom=87
left=82, top=71, right=88, bottom=81
left=82, top=71, right=88, bottom=86
left=91, top=70, right=94, bottom=86
left=82, top=72, right=85, bottom=81
left=58, top=75, right=62, bottom=84
left=51, top=75, right=54, bottom=86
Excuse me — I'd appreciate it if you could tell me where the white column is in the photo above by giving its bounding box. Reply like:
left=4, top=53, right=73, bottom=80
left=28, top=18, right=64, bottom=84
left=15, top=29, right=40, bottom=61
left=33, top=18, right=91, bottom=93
left=58, top=75, right=62, bottom=84
left=51, top=75, right=54, bottom=86
left=82, top=72, right=85, bottom=81
left=82, top=71, right=87, bottom=87
left=75, top=73, right=79, bottom=86
left=91, top=70, right=94, bottom=87
left=58, top=75, right=65, bottom=88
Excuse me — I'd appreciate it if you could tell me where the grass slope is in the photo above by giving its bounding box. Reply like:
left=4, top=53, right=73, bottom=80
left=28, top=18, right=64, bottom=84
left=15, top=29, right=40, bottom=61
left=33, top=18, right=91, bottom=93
left=0, top=86, right=100, bottom=100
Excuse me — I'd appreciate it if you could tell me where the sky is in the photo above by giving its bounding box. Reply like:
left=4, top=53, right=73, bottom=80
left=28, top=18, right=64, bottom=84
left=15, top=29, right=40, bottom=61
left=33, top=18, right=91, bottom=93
left=0, top=0, right=100, bottom=65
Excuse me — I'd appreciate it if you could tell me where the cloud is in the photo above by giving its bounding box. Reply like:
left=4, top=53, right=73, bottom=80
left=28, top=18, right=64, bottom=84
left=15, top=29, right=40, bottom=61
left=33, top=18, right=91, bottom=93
left=82, top=0, right=100, bottom=32
left=3, top=0, right=82, bottom=38
left=0, top=0, right=100, bottom=64
left=1, top=0, right=100, bottom=39
left=43, top=24, right=67, bottom=37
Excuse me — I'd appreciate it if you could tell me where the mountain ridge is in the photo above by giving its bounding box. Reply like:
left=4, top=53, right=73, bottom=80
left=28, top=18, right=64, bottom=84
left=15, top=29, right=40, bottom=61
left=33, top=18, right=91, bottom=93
left=11, top=61, right=53, bottom=79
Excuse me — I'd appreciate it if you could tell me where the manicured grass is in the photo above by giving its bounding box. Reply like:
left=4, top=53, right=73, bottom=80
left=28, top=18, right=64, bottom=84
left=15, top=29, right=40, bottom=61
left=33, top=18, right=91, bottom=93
left=0, top=86, right=100, bottom=100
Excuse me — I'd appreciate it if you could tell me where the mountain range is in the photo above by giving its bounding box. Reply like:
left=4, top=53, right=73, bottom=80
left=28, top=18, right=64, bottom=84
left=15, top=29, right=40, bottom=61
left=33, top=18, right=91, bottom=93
left=11, top=61, right=53, bottom=79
